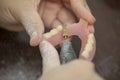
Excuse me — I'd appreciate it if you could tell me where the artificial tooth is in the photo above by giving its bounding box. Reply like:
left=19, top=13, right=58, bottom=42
left=50, top=29, right=58, bottom=35
left=82, top=34, right=94, bottom=58
left=89, top=34, right=94, bottom=44
left=88, top=39, right=93, bottom=49
left=89, top=37, right=94, bottom=45
left=85, top=34, right=94, bottom=51
left=82, top=51, right=89, bottom=58
left=86, top=43, right=92, bottom=53
left=43, top=33, right=51, bottom=38
left=85, top=41, right=92, bottom=52
left=56, top=25, right=63, bottom=31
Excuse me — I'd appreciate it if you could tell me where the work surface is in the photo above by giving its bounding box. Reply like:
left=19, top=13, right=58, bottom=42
left=0, top=0, right=120, bottom=80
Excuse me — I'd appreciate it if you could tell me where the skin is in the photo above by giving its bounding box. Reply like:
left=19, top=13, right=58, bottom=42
left=39, top=40, right=104, bottom=80
left=0, top=0, right=95, bottom=46
left=0, top=0, right=97, bottom=79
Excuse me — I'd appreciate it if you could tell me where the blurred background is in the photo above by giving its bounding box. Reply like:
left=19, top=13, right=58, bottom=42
left=0, top=0, right=120, bottom=80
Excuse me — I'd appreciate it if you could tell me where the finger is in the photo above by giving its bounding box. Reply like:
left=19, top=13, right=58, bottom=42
left=57, top=8, right=76, bottom=25
left=41, top=2, right=61, bottom=28
left=39, top=40, right=60, bottom=73
left=79, top=18, right=95, bottom=33
left=51, top=19, right=62, bottom=28
left=20, top=10, right=44, bottom=46
left=70, top=0, right=95, bottom=24
left=42, top=9, right=57, bottom=28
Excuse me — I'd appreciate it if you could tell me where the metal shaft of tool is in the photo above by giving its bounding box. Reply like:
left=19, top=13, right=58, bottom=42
left=60, top=40, right=77, bottom=64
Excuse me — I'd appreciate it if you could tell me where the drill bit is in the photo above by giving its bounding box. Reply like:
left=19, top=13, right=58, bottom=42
left=60, top=40, right=77, bottom=64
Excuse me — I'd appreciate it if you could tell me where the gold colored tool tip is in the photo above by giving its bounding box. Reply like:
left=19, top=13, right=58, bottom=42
left=63, top=35, right=68, bottom=39
left=63, top=25, right=68, bottom=39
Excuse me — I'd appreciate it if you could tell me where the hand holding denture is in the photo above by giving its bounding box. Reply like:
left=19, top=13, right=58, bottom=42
left=0, top=0, right=95, bottom=46
left=39, top=40, right=104, bottom=80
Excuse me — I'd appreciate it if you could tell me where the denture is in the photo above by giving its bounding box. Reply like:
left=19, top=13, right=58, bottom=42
left=43, top=21, right=96, bottom=61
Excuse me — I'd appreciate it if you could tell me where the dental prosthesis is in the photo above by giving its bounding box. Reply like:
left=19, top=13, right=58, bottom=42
left=42, top=20, right=96, bottom=61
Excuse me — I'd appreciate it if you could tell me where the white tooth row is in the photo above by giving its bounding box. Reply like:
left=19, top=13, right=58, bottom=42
left=43, top=25, right=63, bottom=38
left=81, top=34, right=94, bottom=58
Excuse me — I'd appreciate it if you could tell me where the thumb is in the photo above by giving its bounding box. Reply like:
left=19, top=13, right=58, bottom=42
left=70, top=0, right=95, bottom=24
left=20, top=10, right=44, bottom=46
left=39, top=40, right=60, bottom=73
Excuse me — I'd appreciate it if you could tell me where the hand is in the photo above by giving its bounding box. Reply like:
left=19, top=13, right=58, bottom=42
left=0, top=0, right=95, bottom=46
left=39, top=40, right=103, bottom=80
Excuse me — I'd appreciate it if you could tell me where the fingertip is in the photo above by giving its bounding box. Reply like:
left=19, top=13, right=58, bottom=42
left=88, top=15, right=96, bottom=25
left=70, top=0, right=96, bottom=25
left=30, top=32, right=43, bottom=46
left=39, top=40, right=57, bottom=54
